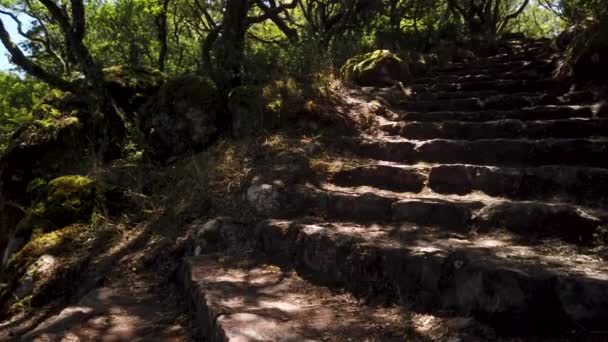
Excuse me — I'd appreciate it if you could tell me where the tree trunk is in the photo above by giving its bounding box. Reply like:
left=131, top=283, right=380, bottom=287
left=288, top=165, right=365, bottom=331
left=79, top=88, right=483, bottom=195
left=156, top=0, right=170, bottom=71
left=214, top=0, right=249, bottom=92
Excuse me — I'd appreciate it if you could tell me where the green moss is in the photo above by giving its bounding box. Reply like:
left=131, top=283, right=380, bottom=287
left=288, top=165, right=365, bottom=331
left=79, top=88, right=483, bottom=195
left=103, top=65, right=166, bottom=91
left=2, top=225, right=87, bottom=282
left=1, top=224, right=91, bottom=313
left=33, top=176, right=98, bottom=230
left=340, top=50, right=410, bottom=86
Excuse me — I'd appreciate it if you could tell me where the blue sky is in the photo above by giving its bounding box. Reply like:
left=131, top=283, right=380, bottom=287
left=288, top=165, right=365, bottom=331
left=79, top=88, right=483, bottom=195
left=0, top=14, right=27, bottom=72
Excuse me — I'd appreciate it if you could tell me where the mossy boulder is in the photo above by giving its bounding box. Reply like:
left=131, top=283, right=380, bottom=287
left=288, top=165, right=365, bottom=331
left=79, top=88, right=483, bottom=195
left=341, top=50, right=412, bottom=87
left=0, top=93, right=98, bottom=256
left=33, top=176, right=98, bottom=229
left=139, top=74, right=221, bottom=162
left=1, top=176, right=99, bottom=268
left=0, top=224, right=91, bottom=314
left=103, top=66, right=166, bottom=119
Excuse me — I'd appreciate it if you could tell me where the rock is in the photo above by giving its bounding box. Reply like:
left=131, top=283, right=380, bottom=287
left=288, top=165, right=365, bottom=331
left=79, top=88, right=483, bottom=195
left=103, top=66, right=166, bottom=120
left=14, top=254, right=57, bottom=299
left=139, top=74, right=221, bottom=162
left=392, top=199, right=472, bottom=228
left=453, top=48, right=477, bottom=63
left=341, top=50, right=412, bottom=87
left=429, top=165, right=474, bottom=195
left=477, top=202, right=601, bottom=243
left=0, top=92, right=103, bottom=258
left=35, top=176, right=98, bottom=230
left=192, top=217, right=248, bottom=254
left=246, top=184, right=280, bottom=215
left=407, top=52, right=430, bottom=76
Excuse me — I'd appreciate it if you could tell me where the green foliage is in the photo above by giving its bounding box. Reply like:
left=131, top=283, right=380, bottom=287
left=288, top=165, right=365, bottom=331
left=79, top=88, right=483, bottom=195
left=558, top=0, right=607, bottom=23
left=0, top=72, right=48, bottom=151
left=508, top=1, right=566, bottom=38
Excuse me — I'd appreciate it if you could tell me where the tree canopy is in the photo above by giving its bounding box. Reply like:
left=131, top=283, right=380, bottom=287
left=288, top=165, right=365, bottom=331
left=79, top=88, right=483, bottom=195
left=0, top=0, right=597, bottom=122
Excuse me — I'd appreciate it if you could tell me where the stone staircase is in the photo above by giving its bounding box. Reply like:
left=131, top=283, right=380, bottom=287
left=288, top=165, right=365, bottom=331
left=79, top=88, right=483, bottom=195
left=182, top=39, right=608, bottom=340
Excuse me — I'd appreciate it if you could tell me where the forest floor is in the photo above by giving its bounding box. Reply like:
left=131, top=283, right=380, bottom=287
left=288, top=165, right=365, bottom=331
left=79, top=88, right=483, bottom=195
left=0, top=218, right=199, bottom=340
left=0, top=81, right=374, bottom=341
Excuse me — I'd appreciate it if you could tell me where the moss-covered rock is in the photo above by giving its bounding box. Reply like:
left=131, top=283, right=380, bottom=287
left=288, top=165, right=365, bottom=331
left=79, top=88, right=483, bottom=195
left=139, top=74, right=221, bottom=162
left=341, top=50, right=412, bottom=87
left=33, top=176, right=98, bottom=230
left=0, top=224, right=91, bottom=314
left=103, top=66, right=166, bottom=119
left=0, top=92, right=98, bottom=255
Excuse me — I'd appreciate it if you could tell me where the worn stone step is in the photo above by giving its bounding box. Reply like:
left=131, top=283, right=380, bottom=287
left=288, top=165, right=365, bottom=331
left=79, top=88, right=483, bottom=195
left=413, top=89, right=501, bottom=101
left=418, top=69, right=550, bottom=85
left=412, top=79, right=566, bottom=93
left=330, top=163, right=608, bottom=206
left=181, top=255, right=408, bottom=341
left=434, top=59, right=554, bottom=75
left=411, top=87, right=580, bottom=102
left=397, top=105, right=594, bottom=122
left=358, top=138, right=608, bottom=168
left=331, top=163, right=426, bottom=193
left=435, top=59, right=530, bottom=72
left=397, top=93, right=559, bottom=112
left=256, top=219, right=608, bottom=335
left=429, top=164, right=608, bottom=205
left=380, top=118, right=608, bottom=140
left=262, top=185, right=603, bottom=243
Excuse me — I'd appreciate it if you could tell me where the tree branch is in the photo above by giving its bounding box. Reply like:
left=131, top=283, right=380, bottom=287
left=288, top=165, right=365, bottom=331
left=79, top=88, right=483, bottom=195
left=500, top=0, right=530, bottom=31
left=0, top=17, right=75, bottom=91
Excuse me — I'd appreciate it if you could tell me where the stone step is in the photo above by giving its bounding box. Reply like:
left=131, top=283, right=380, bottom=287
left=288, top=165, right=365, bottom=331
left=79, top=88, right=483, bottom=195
left=380, top=118, right=608, bottom=140
left=413, top=89, right=501, bottom=101
left=181, top=255, right=409, bottom=341
left=331, top=163, right=427, bottom=193
left=397, top=105, right=595, bottom=122
left=397, top=93, right=561, bottom=112
left=435, top=59, right=531, bottom=72
left=256, top=219, right=608, bottom=335
left=429, top=164, right=608, bottom=205
left=357, top=138, right=608, bottom=168
left=331, top=163, right=608, bottom=206
left=418, top=69, right=551, bottom=85
left=265, top=185, right=603, bottom=244
left=411, top=79, right=566, bottom=93
left=410, top=88, right=576, bottom=102
left=433, top=59, right=554, bottom=75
